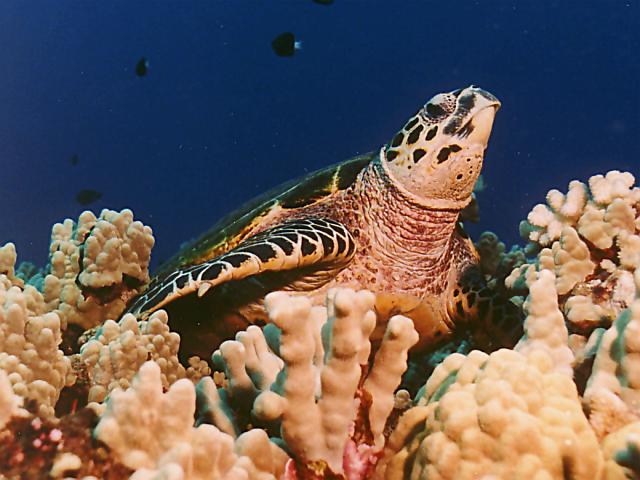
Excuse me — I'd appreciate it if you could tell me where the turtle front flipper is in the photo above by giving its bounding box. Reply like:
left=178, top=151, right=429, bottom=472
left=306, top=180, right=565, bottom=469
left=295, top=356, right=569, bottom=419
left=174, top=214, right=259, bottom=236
left=128, top=217, right=356, bottom=319
left=448, top=265, right=524, bottom=351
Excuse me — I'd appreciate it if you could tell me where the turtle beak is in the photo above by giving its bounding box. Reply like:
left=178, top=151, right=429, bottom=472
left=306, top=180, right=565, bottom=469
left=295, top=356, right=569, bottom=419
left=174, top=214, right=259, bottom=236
left=453, top=86, right=501, bottom=147
left=469, top=86, right=501, bottom=108
left=465, top=103, right=498, bottom=146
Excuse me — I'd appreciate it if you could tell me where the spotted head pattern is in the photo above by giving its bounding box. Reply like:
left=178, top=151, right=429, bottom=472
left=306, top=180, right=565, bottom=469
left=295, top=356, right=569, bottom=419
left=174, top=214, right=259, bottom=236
left=382, top=86, right=501, bottom=210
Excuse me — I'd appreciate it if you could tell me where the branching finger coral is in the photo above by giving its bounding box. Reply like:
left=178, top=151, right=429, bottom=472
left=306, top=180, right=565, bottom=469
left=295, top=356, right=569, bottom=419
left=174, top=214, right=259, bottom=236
left=474, top=231, right=526, bottom=281
left=199, top=288, right=418, bottom=479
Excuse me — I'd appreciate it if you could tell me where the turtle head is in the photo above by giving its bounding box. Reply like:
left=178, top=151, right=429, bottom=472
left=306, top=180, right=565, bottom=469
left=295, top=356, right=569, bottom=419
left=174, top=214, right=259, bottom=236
left=382, top=86, right=500, bottom=210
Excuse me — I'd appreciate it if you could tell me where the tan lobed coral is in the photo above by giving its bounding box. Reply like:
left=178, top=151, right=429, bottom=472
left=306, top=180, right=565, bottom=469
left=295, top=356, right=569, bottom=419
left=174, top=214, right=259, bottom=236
left=379, top=348, right=602, bottom=480
left=374, top=169, right=640, bottom=479
left=377, top=265, right=602, bottom=480
left=601, top=421, right=640, bottom=480
left=42, top=209, right=154, bottom=330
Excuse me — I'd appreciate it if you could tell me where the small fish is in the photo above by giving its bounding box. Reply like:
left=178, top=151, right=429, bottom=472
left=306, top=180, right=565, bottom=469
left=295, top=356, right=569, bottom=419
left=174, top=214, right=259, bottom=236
left=135, top=57, right=149, bottom=77
left=271, top=32, right=302, bottom=57
left=313, top=0, right=334, bottom=4
left=70, top=153, right=79, bottom=166
left=76, top=189, right=102, bottom=206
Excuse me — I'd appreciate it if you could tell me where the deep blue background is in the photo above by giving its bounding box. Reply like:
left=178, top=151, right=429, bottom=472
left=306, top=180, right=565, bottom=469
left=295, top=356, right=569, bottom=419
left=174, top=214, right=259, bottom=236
left=1, top=1, right=638, bottom=269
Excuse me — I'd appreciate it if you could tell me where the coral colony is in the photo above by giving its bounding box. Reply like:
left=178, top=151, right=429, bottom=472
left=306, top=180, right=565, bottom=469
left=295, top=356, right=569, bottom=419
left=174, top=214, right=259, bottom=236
left=1, top=170, right=640, bottom=479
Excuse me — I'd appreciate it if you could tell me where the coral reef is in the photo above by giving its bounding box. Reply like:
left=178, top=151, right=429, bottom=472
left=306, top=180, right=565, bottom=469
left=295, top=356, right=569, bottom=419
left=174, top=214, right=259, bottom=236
left=511, top=170, right=639, bottom=336
left=42, top=209, right=154, bottom=330
left=376, top=270, right=602, bottom=479
left=79, top=311, right=186, bottom=404
left=199, top=288, right=418, bottom=478
left=602, top=422, right=640, bottom=479
left=95, top=361, right=285, bottom=479
left=0, top=369, right=25, bottom=429
left=515, top=269, right=574, bottom=376
left=1, top=169, right=640, bottom=479
left=583, top=298, right=640, bottom=439
left=0, top=243, right=21, bottom=287
left=379, top=349, right=601, bottom=479
left=0, top=273, right=73, bottom=417
left=0, top=406, right=134, bottom=479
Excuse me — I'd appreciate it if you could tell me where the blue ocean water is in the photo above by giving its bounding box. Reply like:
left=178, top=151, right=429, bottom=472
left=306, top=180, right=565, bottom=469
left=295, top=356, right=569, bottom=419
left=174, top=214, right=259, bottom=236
left=0, top=1, right=638, bottom=269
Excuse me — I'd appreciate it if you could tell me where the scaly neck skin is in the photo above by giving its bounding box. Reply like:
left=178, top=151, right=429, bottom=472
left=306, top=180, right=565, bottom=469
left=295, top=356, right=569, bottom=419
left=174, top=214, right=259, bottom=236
left=353, top=157, right=461, bottom=271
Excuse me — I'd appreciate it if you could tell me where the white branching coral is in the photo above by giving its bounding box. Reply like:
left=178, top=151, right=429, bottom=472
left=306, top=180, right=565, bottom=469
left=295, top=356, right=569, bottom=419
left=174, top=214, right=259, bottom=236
left=583, top=299, right=640, bottom=439
left=42, top=209, right=154, bottom=329
left=80, top=311, right=186, bottom=403
left=522, top=171, right=639, bottom=248
left=201, top=288, right=418, bottom=478
left=538, top=226, right=595, bottom=295
left=379, top=349, right=602, bottom=480
left=0, top=274, right=72, bottom=417
left=513, top=170, right=640, bottom=336
left=95, top=361, right=285, bottom=480
left=77, top=209, right=154, bottom=288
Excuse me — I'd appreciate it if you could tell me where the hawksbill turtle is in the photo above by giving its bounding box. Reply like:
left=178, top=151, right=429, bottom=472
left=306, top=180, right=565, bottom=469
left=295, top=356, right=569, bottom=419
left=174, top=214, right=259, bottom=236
left=128, top=85, right=521, bottom=360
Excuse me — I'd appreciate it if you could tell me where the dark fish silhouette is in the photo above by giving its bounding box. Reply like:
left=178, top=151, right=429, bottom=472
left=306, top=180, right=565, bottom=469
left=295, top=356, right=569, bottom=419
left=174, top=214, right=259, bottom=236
left=271, top=32, right=301, bottom=57
left=70, top=153, right=79, bottom=166
left=313, top=0, right=334, bottom=5
left=76, top=189, right=102, bottom=206
left=135, top=57, right=149, bottom=77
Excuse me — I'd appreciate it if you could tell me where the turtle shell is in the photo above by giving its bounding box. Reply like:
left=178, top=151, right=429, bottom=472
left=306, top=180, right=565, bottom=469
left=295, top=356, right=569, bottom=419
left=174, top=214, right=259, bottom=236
left=154, top=152, right=373, bottom=279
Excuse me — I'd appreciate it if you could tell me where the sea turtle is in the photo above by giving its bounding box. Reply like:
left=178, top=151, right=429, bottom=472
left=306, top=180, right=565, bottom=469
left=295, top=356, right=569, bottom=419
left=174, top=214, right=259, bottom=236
left=128, top=85, right=521, bottom=360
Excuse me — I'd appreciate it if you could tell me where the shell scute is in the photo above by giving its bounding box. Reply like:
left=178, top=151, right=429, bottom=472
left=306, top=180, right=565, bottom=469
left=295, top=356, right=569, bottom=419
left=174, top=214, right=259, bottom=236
left=155, top=154, right=372, bottom=277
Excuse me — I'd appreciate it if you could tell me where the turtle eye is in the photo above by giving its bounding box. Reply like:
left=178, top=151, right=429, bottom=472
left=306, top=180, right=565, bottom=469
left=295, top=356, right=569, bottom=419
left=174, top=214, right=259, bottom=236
left=426, top=102, right=446, bottom=117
